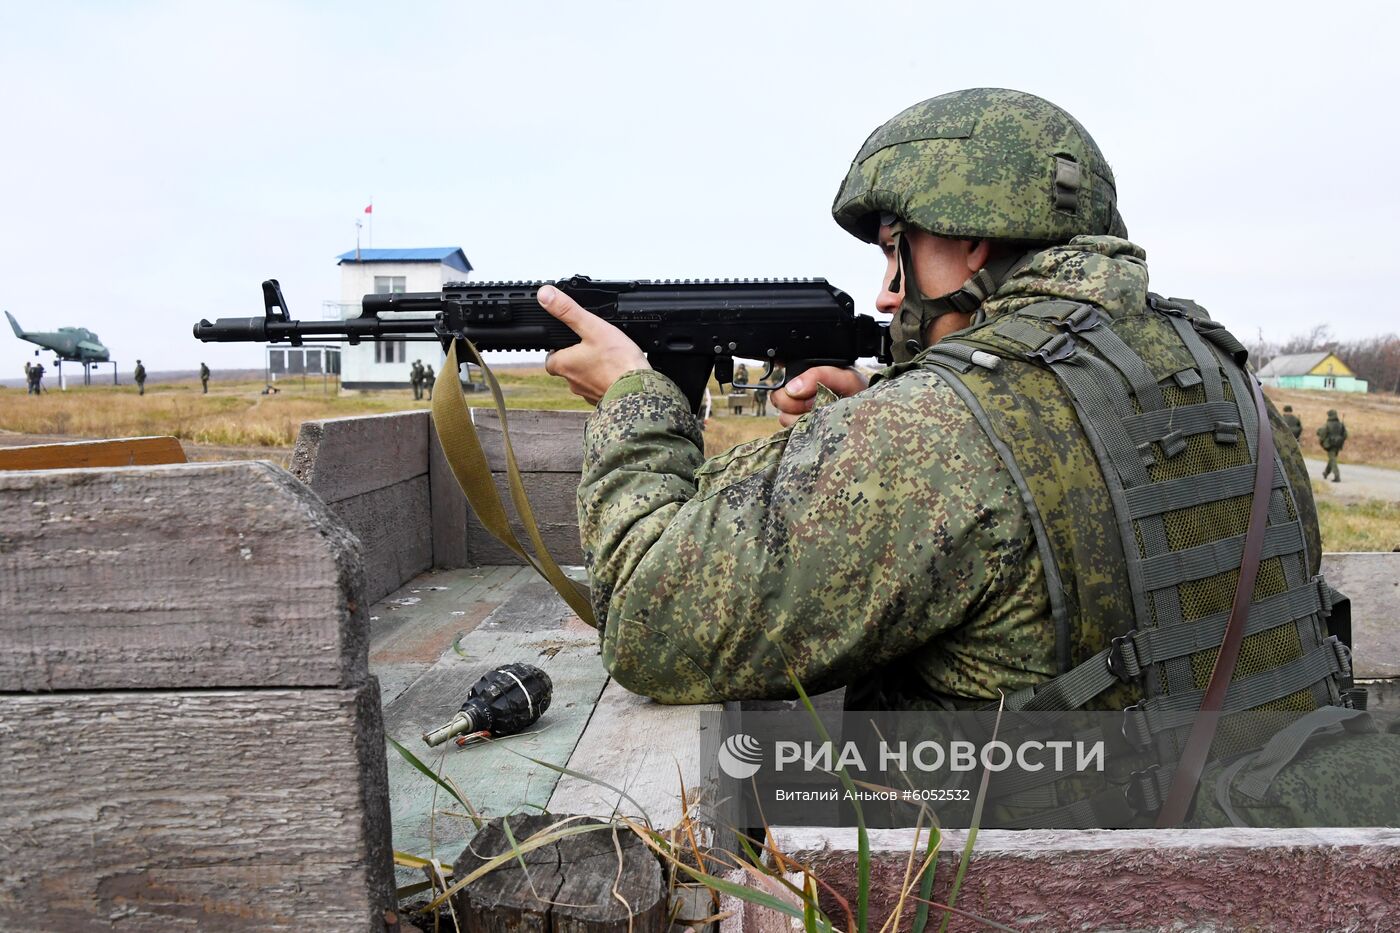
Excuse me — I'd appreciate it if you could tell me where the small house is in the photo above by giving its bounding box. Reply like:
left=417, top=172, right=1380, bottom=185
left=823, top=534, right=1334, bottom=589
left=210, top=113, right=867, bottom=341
left=1256, top=351, right=1368, bottom=393
left=334, top=247, right=472, bottom=390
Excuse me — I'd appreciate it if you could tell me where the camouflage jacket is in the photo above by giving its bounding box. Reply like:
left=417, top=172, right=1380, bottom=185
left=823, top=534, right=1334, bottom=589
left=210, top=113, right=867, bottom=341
left=1318, top=417, right=1347, bottom=451
left=580, top=238, right=1161, bottom=706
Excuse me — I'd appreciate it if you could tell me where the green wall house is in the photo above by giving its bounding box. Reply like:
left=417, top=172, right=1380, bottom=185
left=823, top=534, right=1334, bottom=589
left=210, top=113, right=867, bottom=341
left=1257, top=352, right=1368, bottom=393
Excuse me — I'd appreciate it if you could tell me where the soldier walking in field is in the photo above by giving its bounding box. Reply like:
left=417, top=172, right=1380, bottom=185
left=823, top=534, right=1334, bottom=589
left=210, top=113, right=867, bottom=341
left=423, top=363, right=435, bottom=401
left=23, top=362, right=34, bottom=395
left=410, top=359, right=424, bottom=400
left=200, top=362, right=210, bottom=394
left=30, top=362, right=46, bottom=394
left=134, top=359, right=146, bottom=396
left=1318, top=409, right=1347, bottom=482
left=1281, top=404, right=1302, bottom=440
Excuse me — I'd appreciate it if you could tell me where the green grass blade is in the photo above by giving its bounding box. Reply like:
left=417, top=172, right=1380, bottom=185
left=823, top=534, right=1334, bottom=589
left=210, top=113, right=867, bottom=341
left=935, top=701, right=1001, bottom=933
left=395, top=880, right=436, bottom=900
left=492, top=742, right=654, bottom=826
left=789, top=672, right=868, bottom=933
left=388, top=737, right=482, bottom=829
left=910, top=825, right=942, bottom=933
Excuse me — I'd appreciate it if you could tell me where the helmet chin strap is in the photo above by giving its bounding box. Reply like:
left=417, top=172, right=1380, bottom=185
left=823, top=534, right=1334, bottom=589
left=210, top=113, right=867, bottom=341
left=886, top=220, right=1031, bottom=363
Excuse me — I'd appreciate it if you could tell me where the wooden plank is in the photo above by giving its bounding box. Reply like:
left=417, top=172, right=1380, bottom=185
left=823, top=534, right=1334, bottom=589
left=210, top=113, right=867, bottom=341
left=465, top=471, right=584, bottom=566
left=0, top=461, right=367, bottom=691
left=0, top=684, right=396, bottom=933
left=331, top=474, right=433, bottom=606
left=1322, top=552, right=1400, bottom=679
left=0, top=435, right=185, bottom=471
left=468, top=409, right=588, bottom=473
left=380, top=585, right=605, bottom=868
left=368, top=567, right=535, bottom=706
left=752, top=827, right=1400, bottom=933
left=429, top=422, right=470, bottom=568
left=290, top=410, right=429, bottom=504
left=550, top=679, right=723, bottom=835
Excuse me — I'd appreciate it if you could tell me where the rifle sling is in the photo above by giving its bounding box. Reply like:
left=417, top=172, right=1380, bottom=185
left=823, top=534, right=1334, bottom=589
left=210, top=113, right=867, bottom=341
left=1155, top=374, right=1276, bottom=827
left=431, top=341, right=596, bottom=626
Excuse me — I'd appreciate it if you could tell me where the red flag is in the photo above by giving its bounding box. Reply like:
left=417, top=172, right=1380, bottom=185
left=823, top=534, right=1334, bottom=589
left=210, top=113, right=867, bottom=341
left=364, top=203, right=373, bottom=214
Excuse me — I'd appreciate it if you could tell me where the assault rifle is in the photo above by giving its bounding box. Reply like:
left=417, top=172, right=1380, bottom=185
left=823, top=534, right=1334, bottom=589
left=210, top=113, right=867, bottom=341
left=194, top=277, right=892, bottom=412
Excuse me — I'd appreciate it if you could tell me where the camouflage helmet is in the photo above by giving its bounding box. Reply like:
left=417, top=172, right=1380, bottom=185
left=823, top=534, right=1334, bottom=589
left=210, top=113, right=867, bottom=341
left=832, top=88, right=1127, bottom=245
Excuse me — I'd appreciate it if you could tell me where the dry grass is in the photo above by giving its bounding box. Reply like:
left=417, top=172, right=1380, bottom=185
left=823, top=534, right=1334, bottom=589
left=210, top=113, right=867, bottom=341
left=0, top=372, right=589, bottom=449
left=1315, top=485, right=1400, bottom=552
left=1265, top=387, right=1400, bottom=470
left=703, top=414, right=782, bottom=456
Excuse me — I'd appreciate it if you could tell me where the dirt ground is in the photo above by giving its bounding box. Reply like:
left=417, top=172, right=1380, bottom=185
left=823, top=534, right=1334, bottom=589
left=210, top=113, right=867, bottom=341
left=1265, top=387, right=1400, bottom=471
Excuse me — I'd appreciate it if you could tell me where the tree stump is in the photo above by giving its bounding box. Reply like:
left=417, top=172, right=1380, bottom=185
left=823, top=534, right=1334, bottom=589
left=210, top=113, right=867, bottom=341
left=452, top=814, right=665, bottom=933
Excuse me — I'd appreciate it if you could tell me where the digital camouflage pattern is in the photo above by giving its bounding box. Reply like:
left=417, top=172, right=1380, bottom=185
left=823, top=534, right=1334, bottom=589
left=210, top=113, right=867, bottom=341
left=580, top=365, right=1046, bottom=706
left=831, top=88, right=1127, bottom=246
left=578, top=237, right=1183, bottom=707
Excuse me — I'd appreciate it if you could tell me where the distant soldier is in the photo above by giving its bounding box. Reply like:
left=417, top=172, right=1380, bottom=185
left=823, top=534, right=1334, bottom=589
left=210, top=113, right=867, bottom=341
left=199, top=362, right=210, bottom=394
left=423, top=363, right=435, bottom=401
left=733, top=363, right=749, bottom=386
left=769, top=364, right=786, bottom=387
left=1280, top=405, right=1302, bottom=439
left=1317, top=409, right=1347, bottom=482
left=410, top=359, right=424, bottom=400
left=134, top=359, right=147, bottom=396
left=31, top=362, right=46, bottom=394
left=23, top=361, right=34, bottom=395
left=753, top=382, right=769, bottom=416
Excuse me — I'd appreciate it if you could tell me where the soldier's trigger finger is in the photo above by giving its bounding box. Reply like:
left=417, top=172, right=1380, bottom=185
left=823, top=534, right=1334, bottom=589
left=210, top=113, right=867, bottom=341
left=538, top=285, right=604, bottom=339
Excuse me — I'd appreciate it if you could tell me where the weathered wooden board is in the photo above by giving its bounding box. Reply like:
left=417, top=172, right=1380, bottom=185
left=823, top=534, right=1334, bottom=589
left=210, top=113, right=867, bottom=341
left=429, top=410, right=587, bottom=569
left=333, top=474, right=434, bottom=606
left=0, top=435, right=185, bottom=471
left=369, top=566, right=534, bottom=704
left=1322, top=551, right=1400, bottom=679
left=0, top=461, right=367, bottom=691
left=751, top=827, right=1400, bottom=933
left=429, top=424, right=470, bottom=568
left=464, top=472, right=584, bottom=566
left=379, top=580, right=605, bottom=868
left=290, top=410, right=429, bottom=504
left=549, top=679, right=723, bottom=835
left=467, top=409, right=589, bottom=473
left=0, top=684, right=397, bottom=933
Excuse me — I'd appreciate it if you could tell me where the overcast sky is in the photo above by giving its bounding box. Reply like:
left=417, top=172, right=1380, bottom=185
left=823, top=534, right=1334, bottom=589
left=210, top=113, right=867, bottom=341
left=1, top=0, right=1396, bottom=375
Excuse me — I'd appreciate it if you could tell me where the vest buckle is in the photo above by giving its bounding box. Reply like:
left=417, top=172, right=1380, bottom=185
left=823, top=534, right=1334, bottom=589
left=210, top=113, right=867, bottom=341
left=1031, top=332, right=1077, bottom=365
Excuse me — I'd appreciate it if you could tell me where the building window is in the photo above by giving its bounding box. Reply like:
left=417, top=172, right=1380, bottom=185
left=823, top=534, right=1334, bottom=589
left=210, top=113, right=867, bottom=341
left=1324, top=376, right=1336, bottom=389
left=375, top=340, right=406, bottom=364
left=373, top=277, right=407, bottom=364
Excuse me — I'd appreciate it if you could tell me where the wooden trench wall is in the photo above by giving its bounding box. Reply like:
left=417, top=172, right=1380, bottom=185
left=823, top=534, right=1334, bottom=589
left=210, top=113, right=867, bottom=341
left=288, top=408, right=587, bottom=605
left=2, top=407, right=1399, bottom=932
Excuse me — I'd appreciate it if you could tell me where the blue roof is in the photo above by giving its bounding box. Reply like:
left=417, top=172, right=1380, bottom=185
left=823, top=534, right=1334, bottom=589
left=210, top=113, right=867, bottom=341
left=336, top=247, right=472, bottom=275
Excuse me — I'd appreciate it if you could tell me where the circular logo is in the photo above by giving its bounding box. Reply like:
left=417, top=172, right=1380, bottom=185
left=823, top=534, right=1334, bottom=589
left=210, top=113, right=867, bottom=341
left=718, top=733, right=763, bottom=779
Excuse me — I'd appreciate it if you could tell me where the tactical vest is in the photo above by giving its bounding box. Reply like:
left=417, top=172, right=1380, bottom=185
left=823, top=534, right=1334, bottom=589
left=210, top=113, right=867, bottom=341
left=920, top=293, right=1356, bottom=826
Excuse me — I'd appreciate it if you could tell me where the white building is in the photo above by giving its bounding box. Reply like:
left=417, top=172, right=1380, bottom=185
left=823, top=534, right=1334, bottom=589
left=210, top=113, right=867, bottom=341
left=335, top=247, right=473, bottom=390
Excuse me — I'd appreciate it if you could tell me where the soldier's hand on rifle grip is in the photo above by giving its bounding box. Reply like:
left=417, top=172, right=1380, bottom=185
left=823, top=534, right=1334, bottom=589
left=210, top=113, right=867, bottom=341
left=772, top=366, right=869, bottom=427
left=539, top=285, right=651, bottom=405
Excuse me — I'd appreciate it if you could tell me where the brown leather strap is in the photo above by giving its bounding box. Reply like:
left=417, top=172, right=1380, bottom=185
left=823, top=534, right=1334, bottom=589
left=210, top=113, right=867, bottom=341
left=1155, top=375, right=1276, bottom=827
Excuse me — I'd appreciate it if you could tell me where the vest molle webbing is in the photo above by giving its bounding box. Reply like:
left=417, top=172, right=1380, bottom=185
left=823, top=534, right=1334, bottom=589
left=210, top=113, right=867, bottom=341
left=920, top=292, right=1350, bottom=826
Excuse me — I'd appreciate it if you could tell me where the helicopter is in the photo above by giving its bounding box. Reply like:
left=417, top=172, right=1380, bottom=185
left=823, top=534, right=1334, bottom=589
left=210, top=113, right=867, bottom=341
left=7, top=311, right=115, bottom=385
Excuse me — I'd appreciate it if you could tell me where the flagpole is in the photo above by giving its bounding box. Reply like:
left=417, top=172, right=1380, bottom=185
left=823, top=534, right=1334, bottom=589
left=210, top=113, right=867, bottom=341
left=368, top=197, right=374, bottom=248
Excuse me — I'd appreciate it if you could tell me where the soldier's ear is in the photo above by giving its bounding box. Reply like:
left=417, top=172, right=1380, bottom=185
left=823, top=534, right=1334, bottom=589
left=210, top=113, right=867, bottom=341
left=966, top=239, right=993, bottom=275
